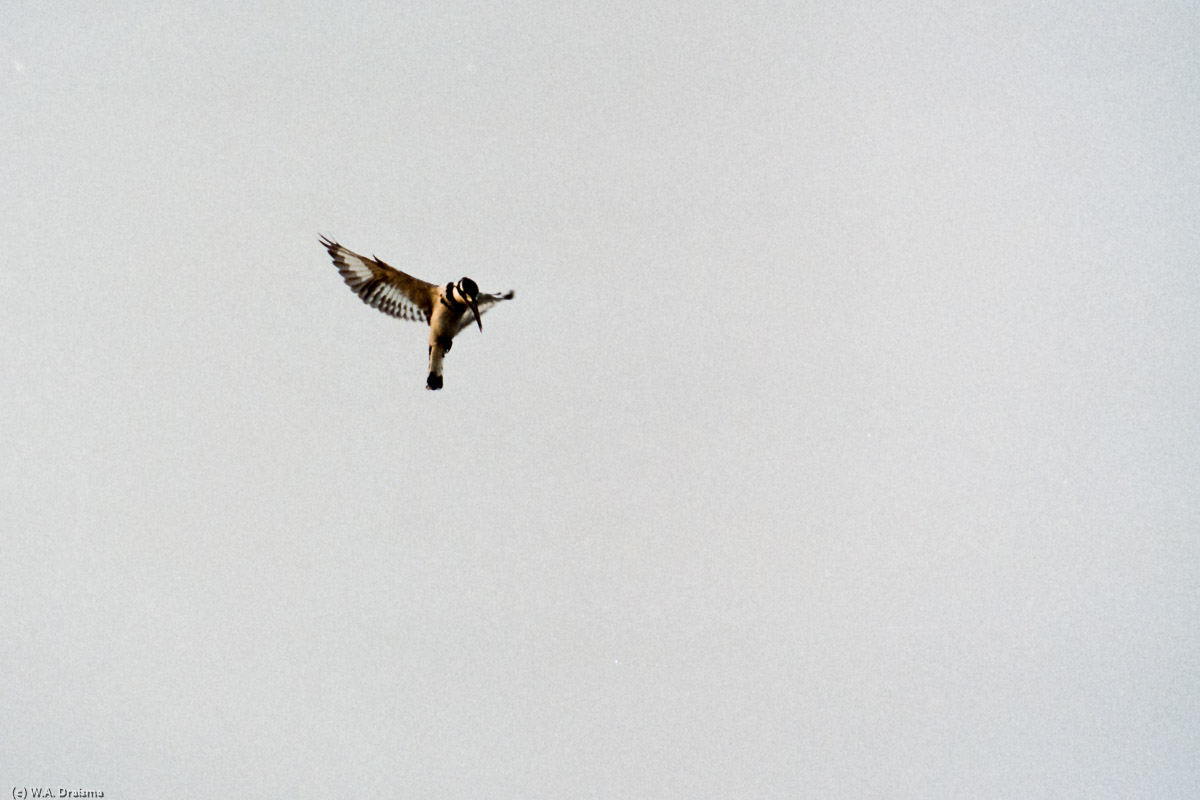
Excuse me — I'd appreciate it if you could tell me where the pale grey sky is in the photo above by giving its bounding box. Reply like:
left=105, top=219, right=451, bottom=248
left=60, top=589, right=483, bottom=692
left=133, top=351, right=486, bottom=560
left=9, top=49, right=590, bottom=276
left=3, top=1, right=1198, bottom=797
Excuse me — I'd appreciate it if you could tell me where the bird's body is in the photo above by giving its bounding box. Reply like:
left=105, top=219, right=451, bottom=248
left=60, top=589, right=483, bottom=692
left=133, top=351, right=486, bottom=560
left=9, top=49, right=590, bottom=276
left=320, top=235, right=514, bottom=390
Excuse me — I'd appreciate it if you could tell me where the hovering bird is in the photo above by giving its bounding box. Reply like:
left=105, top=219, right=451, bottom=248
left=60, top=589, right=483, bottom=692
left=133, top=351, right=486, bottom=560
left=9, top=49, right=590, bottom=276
left=320, top=235, right=514, bottom=390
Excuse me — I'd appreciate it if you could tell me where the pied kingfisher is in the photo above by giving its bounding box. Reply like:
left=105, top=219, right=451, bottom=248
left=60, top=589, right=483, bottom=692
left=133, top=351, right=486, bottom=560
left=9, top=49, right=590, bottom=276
left=320, top=235, right=515, bottom=390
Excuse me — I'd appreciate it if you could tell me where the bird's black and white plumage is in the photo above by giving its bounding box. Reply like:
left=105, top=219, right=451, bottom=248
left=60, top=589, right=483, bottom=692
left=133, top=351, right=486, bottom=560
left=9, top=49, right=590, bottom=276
left=320, top=235, right=514, bottom=390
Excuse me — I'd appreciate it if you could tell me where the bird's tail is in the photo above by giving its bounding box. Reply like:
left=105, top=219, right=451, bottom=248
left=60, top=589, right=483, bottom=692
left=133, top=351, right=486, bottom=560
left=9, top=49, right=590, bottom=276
left=426, top=341, right=447, bottom=390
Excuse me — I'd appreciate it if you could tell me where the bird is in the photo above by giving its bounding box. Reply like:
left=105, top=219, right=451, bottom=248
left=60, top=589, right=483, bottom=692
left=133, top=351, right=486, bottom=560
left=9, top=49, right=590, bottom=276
left=320, top=235, right=514, bottom=390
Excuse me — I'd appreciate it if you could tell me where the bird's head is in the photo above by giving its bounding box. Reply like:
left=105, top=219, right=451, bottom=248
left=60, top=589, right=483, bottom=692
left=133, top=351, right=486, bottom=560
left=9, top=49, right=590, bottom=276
left=456, top=277, right=482, bottom=331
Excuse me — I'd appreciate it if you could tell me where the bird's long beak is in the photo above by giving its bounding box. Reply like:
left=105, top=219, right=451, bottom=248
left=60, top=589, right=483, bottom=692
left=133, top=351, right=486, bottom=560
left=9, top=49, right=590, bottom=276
left=469, top=298, right=482, bottom=331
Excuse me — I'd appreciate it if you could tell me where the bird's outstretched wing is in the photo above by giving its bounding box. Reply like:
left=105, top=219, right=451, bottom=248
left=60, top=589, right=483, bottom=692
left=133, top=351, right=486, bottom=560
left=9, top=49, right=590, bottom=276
left=320, top=235, right=437, bottom=324
left=453, top=290, right=515, bottom=335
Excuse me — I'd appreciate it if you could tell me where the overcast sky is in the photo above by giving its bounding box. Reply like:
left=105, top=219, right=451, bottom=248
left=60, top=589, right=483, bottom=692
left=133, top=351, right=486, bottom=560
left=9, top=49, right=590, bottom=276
left=3, top=1, right=1198, bottom=797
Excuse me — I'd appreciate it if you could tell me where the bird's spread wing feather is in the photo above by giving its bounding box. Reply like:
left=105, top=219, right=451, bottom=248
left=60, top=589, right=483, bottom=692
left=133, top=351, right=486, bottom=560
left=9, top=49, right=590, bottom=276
left=453, top=290, right=515, bottom=336
left=320, top=235, right=436, bottom=324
